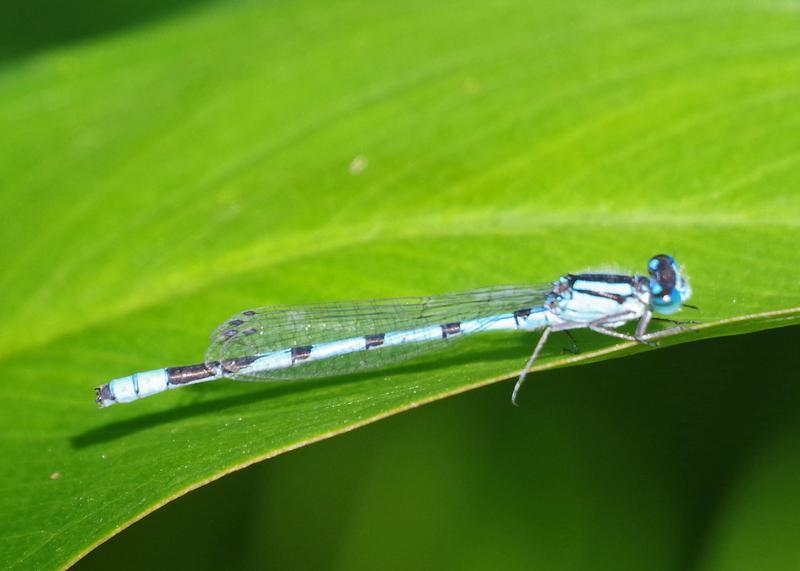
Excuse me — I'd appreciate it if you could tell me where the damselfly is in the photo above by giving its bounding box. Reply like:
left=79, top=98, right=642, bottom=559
left=96, top=254, right=693, bottom=407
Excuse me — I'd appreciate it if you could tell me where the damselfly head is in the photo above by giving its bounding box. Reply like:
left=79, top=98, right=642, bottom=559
left=647, top=254, right=692, bottom=314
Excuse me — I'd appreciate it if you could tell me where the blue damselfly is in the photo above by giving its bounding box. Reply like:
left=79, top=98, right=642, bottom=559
left=96, top=254, right=693, bottom=407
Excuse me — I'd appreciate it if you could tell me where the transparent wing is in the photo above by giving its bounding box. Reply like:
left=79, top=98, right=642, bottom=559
left=205, top=285, right=549, bottom=381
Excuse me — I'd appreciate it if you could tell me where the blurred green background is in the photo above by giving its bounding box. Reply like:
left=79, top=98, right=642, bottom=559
left=2, top=0, right=213, bottom=62
left=3, top=0, right=800, bottom=568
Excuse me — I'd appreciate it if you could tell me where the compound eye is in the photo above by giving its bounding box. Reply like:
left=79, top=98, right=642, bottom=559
left=648, top=254, right=677, bottom=293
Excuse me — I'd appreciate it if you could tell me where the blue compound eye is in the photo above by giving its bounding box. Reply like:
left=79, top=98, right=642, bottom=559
left=648, top=254, right=684, bottom=314
left=648, top=254, right=677, bottom=289
left=653, top=289, right=683, bottom=313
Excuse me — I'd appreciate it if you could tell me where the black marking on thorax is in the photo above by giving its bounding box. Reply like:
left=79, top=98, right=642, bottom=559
left=567, top=273, right=636, bottom=284
left=573, top=289, right=626, bottom=304
left=566, top=274, right=635, bottom=304
left=365, top=333, right=385, bottom=348
left=291, top=345, right=312, bottom=363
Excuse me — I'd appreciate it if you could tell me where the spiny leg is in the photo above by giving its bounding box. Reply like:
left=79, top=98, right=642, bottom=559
left=634, top=309, right=652, bottom=339
left=589, top=322, right=658, bottom=348
left=596, top=310, right=696, bottom=345
left=561, top=330, right=580, bottom=355
left=577, top=310, right=659, bottom=348
left=639, top=324, right=698, bottom=341
left=650, top=317, right=699, bottom=327
left=513, top=313, right=636, bottom=405
left=588, top=324, right=639, bottom=342
left=512, top=327, right=552, bottom=406
left=512, top=319, right=600, bottom=405
left=583, top=310, right=656, bottom=346
left=512, top=311, right=694, bottom=406
left=637, top=309, right=698, bottom=340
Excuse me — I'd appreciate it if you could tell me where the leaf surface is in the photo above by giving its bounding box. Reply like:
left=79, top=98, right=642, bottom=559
left=1, top=0, right=799, bottom=567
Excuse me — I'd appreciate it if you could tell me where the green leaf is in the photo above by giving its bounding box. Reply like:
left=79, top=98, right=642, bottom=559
left=76, top=328, right=800, bottom=570
left=1, top=0, right=799, bottom=568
